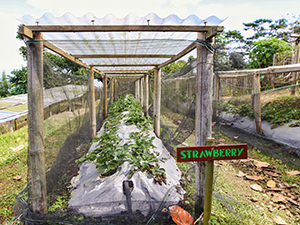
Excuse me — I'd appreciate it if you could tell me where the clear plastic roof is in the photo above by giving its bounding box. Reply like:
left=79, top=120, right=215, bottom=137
left=20, top=13, right=224, bottom=74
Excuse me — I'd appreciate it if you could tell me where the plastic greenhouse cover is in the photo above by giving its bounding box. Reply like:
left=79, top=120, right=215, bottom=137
left=20, top=13, right=224, bottom=70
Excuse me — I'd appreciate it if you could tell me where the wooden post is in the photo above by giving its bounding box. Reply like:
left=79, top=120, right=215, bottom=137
left=291, top=42, right=299, bottom=95
left=26, top=32, right=47, bottom=214
left=143, top=74, right=149, bottom=116
left=139, top=78, right=144, bottom=106
left=88, top=69, right=96, bottom=138
left=212, top=74, right=219, bottom=121
left=14, top=119, right=18, bottom=131
left=103, top=75, right=108, bottom=119
left=203, top=161, right=214, bottom=225
left=136, top=79, right=140, bottom=102
left=194, top=32, right=213, bottom=217
left=135, top=80, right=138, bottom=99
left=110, top=78, right=114, bottom=104
left=154, top=68, right=161, bottom=138
left=252, top=72, right=263, bottom=135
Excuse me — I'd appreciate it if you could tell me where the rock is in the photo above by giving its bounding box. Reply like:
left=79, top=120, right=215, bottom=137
left=286, top=170, right=300, bottom=176
left=267, top=180, right=277, bottom=188
left=236, top=171, right=246, bottom=178
left=245, top=175, right=263, bottom=181
left=271, top=194, right=286, bottom=203
left=250, top=197, right=258, bottom=202
left=264, top=171, right=279, bottom=177
left=250, top=184, right=263, bottom=192
left=13, top=176, right=22, bottom=181
left=253, top=160, right=270, bottom=168
left=273, top=216, right=287, bottom=225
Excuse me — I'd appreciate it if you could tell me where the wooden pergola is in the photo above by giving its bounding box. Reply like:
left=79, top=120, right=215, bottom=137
left=19, top=23, right=223, bottom=220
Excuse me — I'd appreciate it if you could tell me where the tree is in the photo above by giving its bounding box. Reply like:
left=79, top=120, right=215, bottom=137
left=0, top=71, right=9, bottom=97
left=249, top=38, right=291, bottom=68
left=214, top=30, right=247, bottom=71
left=9, top=67, right=27, bottom=95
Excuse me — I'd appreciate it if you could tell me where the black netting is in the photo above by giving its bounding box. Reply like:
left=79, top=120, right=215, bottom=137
left=14, top=52, right=106, bottom=224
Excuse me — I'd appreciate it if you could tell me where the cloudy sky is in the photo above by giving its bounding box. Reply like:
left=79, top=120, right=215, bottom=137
left=0, top=0, right=299, bottom=75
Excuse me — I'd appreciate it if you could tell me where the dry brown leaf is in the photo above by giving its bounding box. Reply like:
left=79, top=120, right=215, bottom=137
left=253, top=160, right=270, bottom=168
left=271, top=194, right=286, bottom=203
left=246, top=175, right=263, bottom=181
left=267, top=180, right=277, bottom=188
left=250, top=184, right=263, bottom=192
left=273, top=216, right=287, bottom=225
left=13, top=176, right=22, bottom=181
left=286, top=170, right=300, bottom=176
left=236, top=171, right=246, bottom=178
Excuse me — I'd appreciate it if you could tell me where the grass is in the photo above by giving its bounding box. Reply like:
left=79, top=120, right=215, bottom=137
left=0, top=110, right=87, bottom=224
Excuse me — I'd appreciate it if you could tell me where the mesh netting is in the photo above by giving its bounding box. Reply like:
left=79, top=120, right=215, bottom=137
left=14, top=52, right=106, bottom=224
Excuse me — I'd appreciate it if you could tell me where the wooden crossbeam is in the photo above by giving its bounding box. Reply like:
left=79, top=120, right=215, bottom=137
left=102, top=70, right=150, bottom=73
left=73, top=54, right=175, bottom=58
left=24, top=25, right=224, bottom=33
left=217, top=64, right=300, bottom=78
left=92, top=64, right=158, bottom=67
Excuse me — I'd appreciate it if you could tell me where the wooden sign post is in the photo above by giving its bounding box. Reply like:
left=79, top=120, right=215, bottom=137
left=177, top=144, right=248, bottom=225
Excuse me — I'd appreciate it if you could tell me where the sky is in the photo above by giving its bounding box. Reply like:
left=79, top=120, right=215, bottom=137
left=0, top=0, right=300, bottom=75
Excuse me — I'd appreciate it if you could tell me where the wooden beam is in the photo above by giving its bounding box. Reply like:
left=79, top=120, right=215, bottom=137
left=291, top=42, right=299, bottom=95
left=139, top=78, right=144, bottom=106
left=110, top=78, right=114, bottom=104
left=88, top=70, right=96, bottom=138
left=26, top=32, right=47, bottom=214
left=143, top=74, right=149, bottom=116
left=157, top=42, right=197, bottom=69
left=102, top=70, right=151, bottom=73
left=103, top=75, right=108, bottom=119
left=218, top=63, right=300, bottom=78
left=252, top=72, right=263, bottom=135
left=153, top=68, right=161, bottom=138
left=25, top=25, right=224, bottom=33
left=92, top=64, right=159, bottom=67
left=206, top=27, right=222, bottom=40
left=73, top=54, right=175, bottom=58
left=19, top=25, right=33, bottom=39
left=107, top=75, right=144, bottom=79
left=194, top=32, right=213, bottom=217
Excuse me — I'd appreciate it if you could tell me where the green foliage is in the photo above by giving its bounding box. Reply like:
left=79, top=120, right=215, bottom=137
left=249, top=38, right=291, bottom=68
left=76, top=94, right=166, bottom=179
left=0, top=71, right=9, bottom=97
left=161, top=60, right=187, bottom=75
left=9, top=67, right=27, bottom=95
left=262, top=96, right=300, bottom=125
